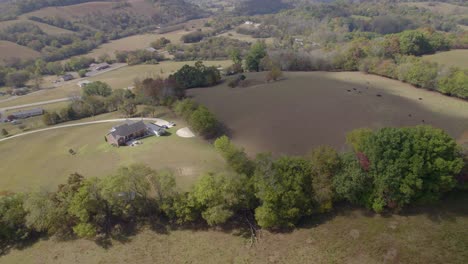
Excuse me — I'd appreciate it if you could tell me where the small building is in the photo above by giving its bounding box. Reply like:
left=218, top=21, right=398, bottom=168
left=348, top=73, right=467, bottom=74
left=106, top=121, right=148, bottom=146
left=77, top=80, right=92, bottom=88
left=10, top=108, right=43, bottom=119
left=12, top=87, right=29, bottom=96
left=60, top=73, right=74, bottom=82
left=145, top=47, right=157, bottom=52
left=147, top=123, right=166, bottom=137
left=92, top=63, right=110, bottom=71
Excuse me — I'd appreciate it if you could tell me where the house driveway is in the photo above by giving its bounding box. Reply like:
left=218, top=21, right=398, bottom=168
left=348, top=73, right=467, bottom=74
left=0, top=118, right=189, bottom=143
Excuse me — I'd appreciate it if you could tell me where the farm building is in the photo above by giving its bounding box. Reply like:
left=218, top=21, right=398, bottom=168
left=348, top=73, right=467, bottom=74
left=60, top=73, right=74, bottom=82
left=77, top=80, right=92, bottom=88
left=146, top=47, right=157, bottom=52
left=106, top=121, right=149, bottom=146
left=91, top=63, right=110, bottom=71
left=9, top=108, right=44, bottom=119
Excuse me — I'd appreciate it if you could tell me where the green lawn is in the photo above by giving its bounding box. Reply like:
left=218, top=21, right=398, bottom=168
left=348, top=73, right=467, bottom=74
left=422, top=49, right=468, bottom=69
left=0, top=109, right=226, bottom=193
left=1, top=192, right=467, bottom=263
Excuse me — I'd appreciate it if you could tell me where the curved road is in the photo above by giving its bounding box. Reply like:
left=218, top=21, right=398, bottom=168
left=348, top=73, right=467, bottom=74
left=0, top=118, right=172, bottom=143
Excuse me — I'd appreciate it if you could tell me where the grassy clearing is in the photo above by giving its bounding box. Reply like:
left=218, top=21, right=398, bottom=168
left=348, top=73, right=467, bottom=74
left=0, top=60, right=232, bottom=108
left=0, top=108, right=225, bottom=193
left=0, top=40, right=40, bottom=62
left=189, top=71, right=468, bottom=156
left=1, top=192, right=467, bottom=264
left=218, top=30, right=274, bottom=44
left=422, top=49, right=468, bottom=69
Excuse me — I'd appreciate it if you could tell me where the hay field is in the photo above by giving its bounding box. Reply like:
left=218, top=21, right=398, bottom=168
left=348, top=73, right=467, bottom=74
left=0, top=40, right=40, bottom=62
left=423, top=49, right=468, bottom=69
left=189, top=72, right=468, bottom=156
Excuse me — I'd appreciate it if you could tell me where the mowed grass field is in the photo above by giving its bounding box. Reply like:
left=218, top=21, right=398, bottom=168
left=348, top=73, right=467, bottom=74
left=0, top=40, right=40, bottom=62
left=1, top=192, right=467, bottom=264
left=0, top=60, right=232, bottom=109
left=423, top=49, right=468, bottom=69
left=0, top=108, right=226, bottom=193
left=189, top=72, right=468, bottom=155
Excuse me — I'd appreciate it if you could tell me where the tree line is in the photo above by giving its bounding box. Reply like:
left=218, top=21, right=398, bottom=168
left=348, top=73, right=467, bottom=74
left=1, top=125, right=465, bottom=247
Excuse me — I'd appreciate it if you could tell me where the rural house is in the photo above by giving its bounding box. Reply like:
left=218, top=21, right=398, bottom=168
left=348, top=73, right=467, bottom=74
left=91, top=63, right=110, bottom=71
left=106, top=121, right=149, bottom=146
left=60, top=73, right=74, bottom=82
left=9, top=108, right=44, bottom=119
left=77, top=80, right=92, bottom=88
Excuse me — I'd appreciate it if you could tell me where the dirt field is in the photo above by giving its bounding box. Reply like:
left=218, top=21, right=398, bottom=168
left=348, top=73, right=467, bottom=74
left=189, top=72, right=468, bottom=156
left=0, top=40, right=40, bottom=62
left=0, top=109, right=226, bottom=193
left=1, top=192, right=467, bottom=264
left=423, top=49, right=468, bottom=69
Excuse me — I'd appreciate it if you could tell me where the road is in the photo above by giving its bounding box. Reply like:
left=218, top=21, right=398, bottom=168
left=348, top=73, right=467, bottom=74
left=0, top=118, right=171, bottom=143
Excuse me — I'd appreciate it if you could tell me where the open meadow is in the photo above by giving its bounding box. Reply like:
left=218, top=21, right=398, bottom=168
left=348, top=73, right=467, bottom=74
left=1, top=192, right=467, bottom=264
left=0, top=60, right=231, bottom=109
left=0, top=108, right=226, bottom=193
left=189, top=72, right=468, bottom=156
left=423, top=49, right=468, bottom=69
left=0, top=19, right=74, bottom=35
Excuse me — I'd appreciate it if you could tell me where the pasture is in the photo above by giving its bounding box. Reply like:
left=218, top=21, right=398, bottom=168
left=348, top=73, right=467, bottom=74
left=218, top=30, right=274, bottom=44
left=1, top=192, right=467, bottom=264
left=423, top=49, right=468, bottom=69
left=0, top=40, right=40, bottom=62
left=189, top=72, right=468, bottom=156
left=0, top=60, right=232, bottom=109
left=0, top=109, right=226, bottom=193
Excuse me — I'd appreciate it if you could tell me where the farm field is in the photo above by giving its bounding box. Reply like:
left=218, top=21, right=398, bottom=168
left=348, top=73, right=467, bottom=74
left=0, top=60, right=231, bottom=109
left=0, top=40, right=40, bottom=62
left=82, top=30, right=192, bottom=60
left=218, top=30, right=274, bottom=44
left=189, top=72, right=468, bottom=156
left=423, top=49, right=468, bottom=69
left=0, top=108, right=226, bottom=193
left=18, top=0, right=156, bottom=20
left=0, top=19, right=74, bottom=35
left=2, top=192, right=467, bottom=264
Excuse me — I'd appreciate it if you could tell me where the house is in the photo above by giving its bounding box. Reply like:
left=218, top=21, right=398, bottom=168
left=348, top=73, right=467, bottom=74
left=9, top=108, right=43, bottom=119
left=147, top=123, right=166, bottom=137
left=77, top=80, right=92, bottom=88
left=106, top=121, right=149, bottom=146
left=12, top=87, right=29, bottom=96
left=92, top=63, right=110, bottom=71
left=145, top=47, right=157, bottom=52
left=60, top=73, right=74, bottom=82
